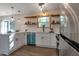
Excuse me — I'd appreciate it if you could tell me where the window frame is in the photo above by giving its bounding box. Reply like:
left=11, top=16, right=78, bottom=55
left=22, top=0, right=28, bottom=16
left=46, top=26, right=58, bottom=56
left=37, top=16, right=51, bottom=28
left=1, top=19, right=15, bottom=34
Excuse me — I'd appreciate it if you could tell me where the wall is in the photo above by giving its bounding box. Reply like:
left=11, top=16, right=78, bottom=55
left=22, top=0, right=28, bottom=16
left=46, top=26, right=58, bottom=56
left=51, top=17, right=60, bottom=34
left=0, top=15, right=60, bottom=33
left=60, top=4, right=79, bottom=42
left=59, top=4, right=79, bottom=56
left=0, top=15, right=60, bottom=55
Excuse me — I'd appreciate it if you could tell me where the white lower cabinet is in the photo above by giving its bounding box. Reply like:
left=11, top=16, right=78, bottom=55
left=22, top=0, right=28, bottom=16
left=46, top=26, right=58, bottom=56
left=0, top=32, right=25, bottom=55
left=36, top=33, right=56, bottom=48
left=0, top=32, right=56, bottom=55
left=9, top=32, right=25, bottom=54
left=40, top=33, right=50, bottom=47
left=15, top=33, right=25, bottom=49
left=50, top=33, right=56, bottom=48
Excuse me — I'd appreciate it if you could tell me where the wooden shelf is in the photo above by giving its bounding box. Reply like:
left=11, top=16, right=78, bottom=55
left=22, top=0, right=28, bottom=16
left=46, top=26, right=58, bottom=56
left=25, top=22, right=37, bottom=25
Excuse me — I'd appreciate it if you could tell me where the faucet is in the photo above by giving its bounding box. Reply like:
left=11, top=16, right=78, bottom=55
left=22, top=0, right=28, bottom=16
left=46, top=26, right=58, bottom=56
left=42, top=25, right=45, bottom=32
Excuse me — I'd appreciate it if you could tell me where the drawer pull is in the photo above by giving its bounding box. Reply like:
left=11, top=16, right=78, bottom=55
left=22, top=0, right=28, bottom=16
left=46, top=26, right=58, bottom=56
left=41, top=37, right=44, bottom=39
left=16, top=38, right=18, bottom=41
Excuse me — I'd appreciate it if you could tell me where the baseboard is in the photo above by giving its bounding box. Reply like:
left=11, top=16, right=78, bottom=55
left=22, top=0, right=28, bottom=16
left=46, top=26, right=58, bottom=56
left=27, top=44, right=35, bottom=46
left=35, top=45, right=56, bottom=49
left=0, top=50, right=9, bottom=55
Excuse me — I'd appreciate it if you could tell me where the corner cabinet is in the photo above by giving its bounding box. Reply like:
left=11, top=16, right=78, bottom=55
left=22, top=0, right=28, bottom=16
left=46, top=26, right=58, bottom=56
left=0, top=32, right=25, bottom=55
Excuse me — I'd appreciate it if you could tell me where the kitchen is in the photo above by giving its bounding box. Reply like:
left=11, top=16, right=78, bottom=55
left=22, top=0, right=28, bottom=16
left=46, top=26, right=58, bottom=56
left=0, top=13, right=60, bottom=55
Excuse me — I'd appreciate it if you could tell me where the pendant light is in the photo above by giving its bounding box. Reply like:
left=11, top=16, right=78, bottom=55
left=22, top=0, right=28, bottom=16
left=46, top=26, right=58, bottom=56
left=38, top=3, right=47, bottom=16
left=38, top=3, right=45, bottom=12
left=17, top=10, right=21, bottom=22
left=11, top=6, right=14, bottom=21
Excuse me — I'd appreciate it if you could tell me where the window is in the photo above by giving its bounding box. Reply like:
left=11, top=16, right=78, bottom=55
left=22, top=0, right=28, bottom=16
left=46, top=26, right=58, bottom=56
left=60, top=15, right=68, bottom=27
left=10, top=21, right=15, bottom=32
left=38, top=17, right=50, bottom=27
left=1, top=21, right=8, bottom=34
left=1, top=20, right=15, bottom=34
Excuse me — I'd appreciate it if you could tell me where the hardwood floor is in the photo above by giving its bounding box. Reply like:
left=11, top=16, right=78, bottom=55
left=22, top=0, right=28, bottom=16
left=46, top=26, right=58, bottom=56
left=10, top=45, right=57, bottom=56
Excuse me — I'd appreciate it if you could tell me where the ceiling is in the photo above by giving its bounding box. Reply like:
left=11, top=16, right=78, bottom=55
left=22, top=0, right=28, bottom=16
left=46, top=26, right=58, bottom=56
left=0, top=3, right=61, bottom=17
left=69, top=3, right=79, bottom=15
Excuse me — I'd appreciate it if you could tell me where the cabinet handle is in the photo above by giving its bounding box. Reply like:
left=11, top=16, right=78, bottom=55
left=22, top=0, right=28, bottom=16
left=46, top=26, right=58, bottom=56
left=16, top=38, right=18, bottom=41
left=41, top=37, right=44, bottom=39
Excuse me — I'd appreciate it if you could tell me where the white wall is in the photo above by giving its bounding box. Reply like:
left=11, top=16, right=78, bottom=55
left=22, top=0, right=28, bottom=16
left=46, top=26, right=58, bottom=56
left=0, top=15, right=60, bottom=55
left=59, top=4, right=79, bottom=56
left=0, top=15, right=60, bottom=33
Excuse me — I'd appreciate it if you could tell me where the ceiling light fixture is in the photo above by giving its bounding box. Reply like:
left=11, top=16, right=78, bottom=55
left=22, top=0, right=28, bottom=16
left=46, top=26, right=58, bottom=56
left=17, top=10, right=21, bottom=22
left=63, top=3, right=69, bottom=9
left=38, top=3, right=45, bottom=12
left=38, top=3, right=47, bottom=16
left=62, top=11, right=65, bottom=14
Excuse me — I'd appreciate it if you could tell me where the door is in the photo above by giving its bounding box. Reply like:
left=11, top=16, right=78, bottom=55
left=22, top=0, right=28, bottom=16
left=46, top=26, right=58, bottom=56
left=27, top=32, right=36, bottom=46
left=32, top=32, right=35, bottom=45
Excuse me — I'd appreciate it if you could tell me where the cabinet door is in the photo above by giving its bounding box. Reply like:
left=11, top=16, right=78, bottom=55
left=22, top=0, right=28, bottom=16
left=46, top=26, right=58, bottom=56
left=15, top=34, right=21, bottom=48
left=31, top=32, right=35, bottom=44
left=9, top=33, right=25, bottom=54
left=40, top=33, right=50, bottom=47
left=27, top=32, right=31, bottom=44
left=50, top=33, right=56, bottom=48
left=15, top=33, right=25, bottom=49
left=9, top=34, right=16, bottom=52
left=36, top=33, right=42, bottom=46
left=27, top=32, right=36, bottom=45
